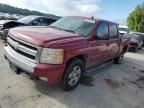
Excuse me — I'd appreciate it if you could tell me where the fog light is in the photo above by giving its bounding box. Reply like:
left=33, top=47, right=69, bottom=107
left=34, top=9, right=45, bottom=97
left=39, top=77, right=48, bottom=81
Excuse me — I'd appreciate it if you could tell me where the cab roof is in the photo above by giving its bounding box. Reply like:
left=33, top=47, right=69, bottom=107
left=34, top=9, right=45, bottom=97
left=69, top=16, right=118, bottom=25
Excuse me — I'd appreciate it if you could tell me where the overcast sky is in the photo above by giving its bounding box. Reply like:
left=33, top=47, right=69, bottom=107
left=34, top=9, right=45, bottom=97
left=0, top=0, right=143, bottom=25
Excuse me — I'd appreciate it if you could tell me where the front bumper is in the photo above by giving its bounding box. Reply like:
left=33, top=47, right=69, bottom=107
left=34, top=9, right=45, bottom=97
left=4, top=45, right=66, bottom=84
left=4, top=45, right=36, bottom=73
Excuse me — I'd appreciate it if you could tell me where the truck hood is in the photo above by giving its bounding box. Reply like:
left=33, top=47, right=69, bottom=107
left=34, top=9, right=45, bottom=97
left=9, top=26, right=83, bottom=47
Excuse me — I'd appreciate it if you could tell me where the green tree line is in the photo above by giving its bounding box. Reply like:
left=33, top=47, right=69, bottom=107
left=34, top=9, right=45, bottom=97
left=127, top=3, right=144, bottom=33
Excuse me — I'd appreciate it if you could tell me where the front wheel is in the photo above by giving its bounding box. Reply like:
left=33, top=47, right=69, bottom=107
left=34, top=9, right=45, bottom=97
left=61, top=58, right=84, bottom=91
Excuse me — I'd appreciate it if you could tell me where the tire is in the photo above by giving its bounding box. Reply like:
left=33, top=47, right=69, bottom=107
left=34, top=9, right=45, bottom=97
left=61, top=58, right=84, bottom=91
left=114, top=51, right=124, bottom=64
left=139, top=47, right=142, bottom=50
left=138, top=45, right=142, bottom=50
left=133, top=46, right=137, bottom=52
left=133, top=44, right=138, bottom=52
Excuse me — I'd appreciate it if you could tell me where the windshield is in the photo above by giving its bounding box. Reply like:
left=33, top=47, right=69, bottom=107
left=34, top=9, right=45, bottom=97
left=50, top=17, right=95, bottom=36
left=18, top=16, right=38, bottom=24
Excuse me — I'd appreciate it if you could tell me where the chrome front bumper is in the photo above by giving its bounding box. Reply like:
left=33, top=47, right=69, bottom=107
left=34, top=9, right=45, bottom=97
left=4, top=45, right=36, bottom=73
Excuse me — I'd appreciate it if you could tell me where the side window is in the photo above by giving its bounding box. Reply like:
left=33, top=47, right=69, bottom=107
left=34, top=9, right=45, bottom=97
left=39, top=18, right=44, bottom=23
left=46, top=19, right=56, bottom=25
left=109, top=24, right=118, bottom=39
left=38, top=18, right=46, bottom=26
left=96, top=23, right=108, bottom=40
left=40, top=18, right=51, bottom=26
left=33, top=18, right=47, bottom=26
left=32, top=19, right=39, bottom=26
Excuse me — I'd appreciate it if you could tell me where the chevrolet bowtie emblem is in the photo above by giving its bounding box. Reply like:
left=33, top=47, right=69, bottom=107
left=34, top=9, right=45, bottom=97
left=13, top=42, right=19, bottom=50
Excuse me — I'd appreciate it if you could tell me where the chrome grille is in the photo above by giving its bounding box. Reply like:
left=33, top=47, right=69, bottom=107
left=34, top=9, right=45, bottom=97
left=7, top=35, right=40, bottom=63
left=0, top=25, right=3, bottom=30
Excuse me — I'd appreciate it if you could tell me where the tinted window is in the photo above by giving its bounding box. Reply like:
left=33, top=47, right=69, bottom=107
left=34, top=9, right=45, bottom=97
left=109, top=24, right=118, bottom=39
left=46, top=19, right=56, bottom=25
left=96, top=23, right=108, bottom=40
left=32, top=18, right=49, bottom=26
left=32, top=19, right=39, bottom=26
left=39, top=18, right=48, bottom=26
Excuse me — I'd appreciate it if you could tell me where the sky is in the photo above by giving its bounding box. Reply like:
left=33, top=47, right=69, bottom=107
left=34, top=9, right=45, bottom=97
left=0, top=0, right=143, bottom=25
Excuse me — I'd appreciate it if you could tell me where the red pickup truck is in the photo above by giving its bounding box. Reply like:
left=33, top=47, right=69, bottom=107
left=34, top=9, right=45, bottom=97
left=4, top=16, right=129, bottom=91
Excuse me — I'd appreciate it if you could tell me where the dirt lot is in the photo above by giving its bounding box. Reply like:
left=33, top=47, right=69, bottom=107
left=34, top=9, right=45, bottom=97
left=0, top=39, right=144, bottom=108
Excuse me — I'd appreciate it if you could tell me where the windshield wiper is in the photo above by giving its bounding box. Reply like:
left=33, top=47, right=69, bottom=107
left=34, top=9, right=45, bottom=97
left=62, top=29, right=77, bottom=34
left=50, top=26, right=78, bottom=35
left=50, top=26, right=60, bottom=30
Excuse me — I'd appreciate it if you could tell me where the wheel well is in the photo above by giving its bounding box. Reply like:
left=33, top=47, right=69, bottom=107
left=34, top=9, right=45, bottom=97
left=123, top=46, right=128, bottom=53
left=66, top=55, right=87, bottom=67
left=61, top=55, right=87, bottom=81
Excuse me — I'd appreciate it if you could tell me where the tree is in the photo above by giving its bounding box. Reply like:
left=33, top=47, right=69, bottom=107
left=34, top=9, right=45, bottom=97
left=127, top=4, right=144, bottom=33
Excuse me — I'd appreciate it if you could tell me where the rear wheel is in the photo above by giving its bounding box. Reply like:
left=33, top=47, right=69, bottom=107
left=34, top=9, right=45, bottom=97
left=138, top=45, right=142, bottom=50
left=114, top=51, right=124, bottom=64
left=61, top=58, right=84, bottom=91
left=133, top=44, right=138, bottom=52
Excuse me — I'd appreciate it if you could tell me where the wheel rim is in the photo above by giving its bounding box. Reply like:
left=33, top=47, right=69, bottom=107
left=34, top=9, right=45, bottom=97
left=68, top=65, right=81, bottom=86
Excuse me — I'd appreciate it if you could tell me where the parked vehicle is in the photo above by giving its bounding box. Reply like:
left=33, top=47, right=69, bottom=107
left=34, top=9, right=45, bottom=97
left=0, top=16, right=6, bottom=20
left=128, top=33, right=143, bottom=52
left=0, top=15, right=58, bottom=39
left=119, top=25, right=130, bottom=40
left=4, top=16, right=129, bottom=91
left=0, top=16, right=18, bottom=20
left=132, top=32, right=144, bottom=47
left=119, top=25, right=129, bottom=34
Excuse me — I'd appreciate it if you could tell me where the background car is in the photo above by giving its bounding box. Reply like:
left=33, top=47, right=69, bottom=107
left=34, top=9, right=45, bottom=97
left=119, top=25, right=129, bottom=34
left=0, top=15, right=58, bottom=39
left=119, top=25, right=130, bottom=40
left=128, top=33, right=143, bottom=52
left=132, top=32, right=144, bottom=47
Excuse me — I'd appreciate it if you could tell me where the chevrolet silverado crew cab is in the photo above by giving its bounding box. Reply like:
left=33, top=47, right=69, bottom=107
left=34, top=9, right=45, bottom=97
left=4, top=16, right=129, bottom=91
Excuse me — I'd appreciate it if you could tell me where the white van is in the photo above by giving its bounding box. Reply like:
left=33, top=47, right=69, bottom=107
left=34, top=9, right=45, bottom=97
left=119, top=25, right=129, bottom=34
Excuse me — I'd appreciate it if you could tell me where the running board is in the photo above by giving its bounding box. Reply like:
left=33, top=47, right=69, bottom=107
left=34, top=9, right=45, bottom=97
left=86, top=60, right=113, bottom=74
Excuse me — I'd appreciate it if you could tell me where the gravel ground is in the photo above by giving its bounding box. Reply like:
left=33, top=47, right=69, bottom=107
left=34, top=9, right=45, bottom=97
left=0, top=39, right=144, bottom=108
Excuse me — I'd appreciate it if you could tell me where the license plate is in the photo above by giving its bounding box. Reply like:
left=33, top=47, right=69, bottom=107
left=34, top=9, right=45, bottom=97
left=9, top=62, right=18, bottom=72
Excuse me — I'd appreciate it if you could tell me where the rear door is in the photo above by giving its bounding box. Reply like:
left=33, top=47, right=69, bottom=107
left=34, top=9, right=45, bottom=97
left=108, top=24, right=120, bottom=59
left=89, top=22, right=109, bottom=67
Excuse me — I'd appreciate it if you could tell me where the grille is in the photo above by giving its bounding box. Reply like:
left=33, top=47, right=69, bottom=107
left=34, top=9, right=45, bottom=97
left=0, top=25, right=3, bottom=30
left=7, top=35, right=39, bottom=62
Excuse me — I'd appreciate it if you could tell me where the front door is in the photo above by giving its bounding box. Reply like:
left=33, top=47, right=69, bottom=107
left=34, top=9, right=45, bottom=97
left=108, top=24, right=120, bottom=59
left=88, top=22, right=109, bottom=68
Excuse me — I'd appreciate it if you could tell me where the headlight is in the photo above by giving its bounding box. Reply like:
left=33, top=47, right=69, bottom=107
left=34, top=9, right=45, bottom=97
left=40, top=48, right=64, bottom=64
